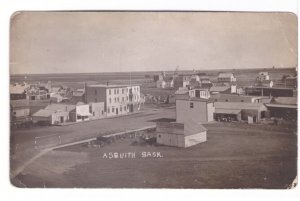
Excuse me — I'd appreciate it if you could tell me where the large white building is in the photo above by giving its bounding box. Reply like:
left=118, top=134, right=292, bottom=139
left=85, top=84, right=141, bottom=117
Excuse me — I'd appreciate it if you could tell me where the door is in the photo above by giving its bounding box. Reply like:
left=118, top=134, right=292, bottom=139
left=60, top=116, right=64, bottom=123
left=116, top=108, right=118, bottom=115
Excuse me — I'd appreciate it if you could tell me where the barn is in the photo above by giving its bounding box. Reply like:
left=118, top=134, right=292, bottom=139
left=156, top=120, right=207, bottom=148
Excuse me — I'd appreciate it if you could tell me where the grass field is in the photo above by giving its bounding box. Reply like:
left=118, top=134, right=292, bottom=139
left=14, top=121, right=297, bottom=188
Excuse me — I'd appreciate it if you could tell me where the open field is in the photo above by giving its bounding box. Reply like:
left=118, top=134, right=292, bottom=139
left=13, top=121, right=297, bottom=188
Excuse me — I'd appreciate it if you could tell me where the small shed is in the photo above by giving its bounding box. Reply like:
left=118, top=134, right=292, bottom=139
left=156, top=121, right=207, bottom=148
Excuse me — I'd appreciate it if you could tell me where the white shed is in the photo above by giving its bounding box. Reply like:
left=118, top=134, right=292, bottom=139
left=156, top=121, right=207, bottom=148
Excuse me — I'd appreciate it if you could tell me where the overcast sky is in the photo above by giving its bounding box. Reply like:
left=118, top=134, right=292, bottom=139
left=10, top=12, right=297, bottom=74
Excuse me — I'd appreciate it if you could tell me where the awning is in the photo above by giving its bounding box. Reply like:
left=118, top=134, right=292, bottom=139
left=77, top=111, right=92, bottom=116
left=215, top=108, right=241, bottom=115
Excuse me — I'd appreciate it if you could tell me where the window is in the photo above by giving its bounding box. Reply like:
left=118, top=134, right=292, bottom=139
left=114, top=89, right=116, bottom=94
left=112, top=107, right=115, bottom=113
left=122, top=89, right=124, bottom=94
left=109, top=89, right=111, bottom=95
left=102, top=110, right=104, bottom=115
left=120, top=106, right=122, bottom=112
left=89, top=105, right=92, bottom=113
left=190, top=102, right=194, bottom=108
left=109, top=98, right=111, bottom=103
left=124, top=106, right=126, bottom=111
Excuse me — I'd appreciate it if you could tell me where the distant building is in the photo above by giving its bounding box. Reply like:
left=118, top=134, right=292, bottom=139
left=10, top=100, right=30, bottom=120
left=209, top=85, right=231, bottom=94
left=211, top=94, right=271, bottom=103
left=285, top=76, right=297, bottom=88
left=189, top=88, right=210, bottom=99
left=26, top=85, right=50, bottom=100
left=127, top=85, right=141, bottom=112
left=71, top=88, right=85, bottom=104
left=256, top=72, right=270, bottom=81
left=10, top=83, right=28, bottom=100
left=173, top=75, right=190, bottom=89
left=255, top=80, right=274, bottom=88
left=156, top=77, right=174, bottom=89
left=156, top=120, right=207, bottom=148
left=176, top=98, right=215, bottom=123
left=214, top=102, right=267, bottom=122
left=245, top=87, right=294, bottom=97
left=217, top=73, right=236, bottom=83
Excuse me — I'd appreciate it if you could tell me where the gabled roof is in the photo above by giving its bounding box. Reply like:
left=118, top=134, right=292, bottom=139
left=210, top=85, right=230, bottom=92
left=215, top=108, right=241, bottom=114
left=10, top=100, right=30, bottom=109
left=218, top=72, right=234, bottom=78
left=45, top=104, right=75, bottom=112
left=32, top=109, right=53, bottom=117
left=184, top=122, right=207, bottom=136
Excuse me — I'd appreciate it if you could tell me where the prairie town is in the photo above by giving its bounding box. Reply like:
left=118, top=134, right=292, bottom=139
left=10, top=12, right=297, bottom=188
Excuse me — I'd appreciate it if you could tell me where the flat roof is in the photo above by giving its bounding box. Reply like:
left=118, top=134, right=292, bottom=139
left=265, top=104, right=298, bottom=109
left=87, top=84, right=140, bottom=88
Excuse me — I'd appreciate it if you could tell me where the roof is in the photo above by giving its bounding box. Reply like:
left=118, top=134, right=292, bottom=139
left=215, top=102, right=266, bottom=110
left=265, top=104, right=297, bottom=109
left=175, top=88, right=189, bottom=95
left=87, top=84, right=129, bottom=89
left=10, top=85, right=27, bottom=94
left=77, top=110, right=92, bottom=116
left=163, top=76, right=174, bottom=82
left=32, top=109, right=53, bottom=117
left=218, top=73, right=234, bottom=78
left=176, top=97, right=214, bottom=103
left=215, top=108, right=241, bottom=114
left=73, top=91, right=85, bottom=96
left=156, top=121, right=207, bottom=136
left=45, top=104, right=75, bottom=112
left=210, top=85, right=230, bottom=92
left=273, top=97, right=297, bottom=105
left=184, top=122, right=207, bottom=136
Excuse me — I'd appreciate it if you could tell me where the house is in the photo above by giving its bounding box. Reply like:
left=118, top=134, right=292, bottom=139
left=69, top=102, right=92, bottom=122
left=245, top=87, right=294, bottom=97
left=255, top=80, right=274, bottom=88
left=214, top=102, right=268, bottom=122
left=176, top=98, right=215, bottom=123
left=218, top=72, right=236, bottom=82
left=10, top=100, right=30, bottom=120
left=32, top=104, right=75, bottom=125
left=173, top=75, right=190, bottom=89
left=189, top=88, right=210, bottom=99
left=26, top=85, right=50, bottom=100
left=10, top=83, right=28, bottom=100
left=156, top=76, right=174, bottom=89
left=257, top=72, right=270, bottom=81
left=156, top=120, right=207, bottom=148
left=50, top=93, right=69, bottom=103
left=89, top=102, right=106, bottom=120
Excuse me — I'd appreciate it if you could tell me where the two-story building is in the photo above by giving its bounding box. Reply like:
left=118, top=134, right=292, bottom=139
left=85, top=84, right=141, bottom=117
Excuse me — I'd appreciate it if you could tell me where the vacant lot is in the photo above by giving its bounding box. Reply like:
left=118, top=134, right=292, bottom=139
left=14, top=122, right=297, bottom=189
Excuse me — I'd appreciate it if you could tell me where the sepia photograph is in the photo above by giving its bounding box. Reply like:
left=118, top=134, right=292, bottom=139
left=9, top=11, right=297, bottom=188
